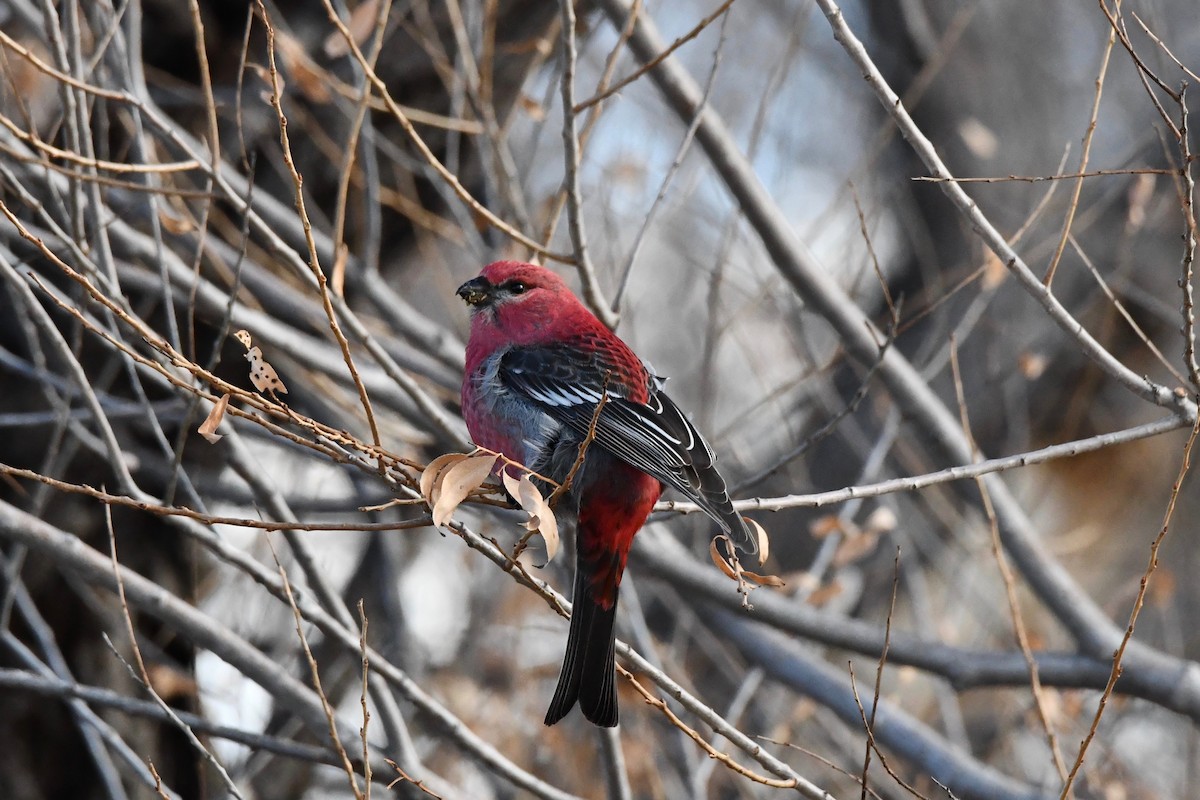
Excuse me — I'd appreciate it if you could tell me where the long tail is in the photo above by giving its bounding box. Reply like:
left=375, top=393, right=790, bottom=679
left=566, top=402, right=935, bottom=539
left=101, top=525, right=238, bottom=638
left=543, top=555, right=619, bottom=727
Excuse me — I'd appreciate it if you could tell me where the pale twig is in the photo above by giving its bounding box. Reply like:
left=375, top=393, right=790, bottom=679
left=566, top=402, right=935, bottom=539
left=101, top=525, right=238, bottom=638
left=846, top=663, right=926, bottom=800
left=255, top=1, right=382, bottom=451
left=850, top=553, right=927, bottom=800
left=611, top=630, right=832, bottom=796
left=558, top=0, right=616, bottom=328
left=1129, top=11, right=1200, bottom=84
left=612, top=4, right=731, bottom=313
left=664, top=414, right=1186, bottom=515
left=949, top=341, right=1069, bottom=785
left=269, top=537, right=365, bottom=800
left=597, top=727, right=632, bottom=800
left=0, top=668, right=342, bottom=765
left=573, top=0, right=737, bottom=113
left=618, top=664, right=828, bottom=795
left=806, top=0, right=1189, bottom=413
left=1060, top=413, right=1200, bottom=798
left=914, top=167, right=1174, bottom=184
left=0, top=110, right=199, bottom=173
left=759, top=736, right=887, bottom=800
left=596, top=0, right=1192, bottom=671
left=317, top=0, right=572, bottom=262
left=1094, top=0, right=1180, bottom=108
left=1177, top=87, right=1200, bottom=389
left=104, top=506, right=245, bottom=798
left=358, top=600, right=372, bottom=800
left=330, top=0, right=394, bottom=295
left=536, top=0, right=640, bottom=255
left=1069, top=234, right=1188, bottom=386
left=1044, top=3, right=1119, bottom=287
left=856, top=550, right=900, bottom=800
left=441, top=0, right=533, bottom=234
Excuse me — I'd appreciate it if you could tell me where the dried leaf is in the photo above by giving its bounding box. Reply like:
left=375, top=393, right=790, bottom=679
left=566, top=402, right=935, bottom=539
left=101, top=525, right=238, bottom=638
left=1018, top=351, right=1047, bottom=380
left=745, top=517, right=770, bottom=566
left=805, top=579, right=844, bottom=607
left=832, top=531, right=880, bottom=567
left=197, top=393, right=230, bottom=443
left=1149, top=566, right=1176, bottom=609
left=245, top=346, right=288, bottom=395
left=808, top=514, right=843, bottom=539
left=274, top=29, right=332, bottom=104
left=331, top=242, right=349, bottom=297
left=421, top=453, right=469, bottom=507
left=982, top=249, right=1007, bottom=290
left=431, top=454, right=497, bottom=527
left=503, top=471, right=559, bottom=564
left=958, top=116, right=998, bottom=159
left=158, top=206, right=195, bottom=235
left=1126, top=173, right=1155, bottom=230
left=742, top=570, right=786, bottom=588
left=862, top=506, right=897, bottom=536
left=709, top=537, right=738, bottom=580
left=324, top=0, right=380, bottom=57
left=146, top=663, right=197, bottom=702
left=518, top=93, right=545, bottom=121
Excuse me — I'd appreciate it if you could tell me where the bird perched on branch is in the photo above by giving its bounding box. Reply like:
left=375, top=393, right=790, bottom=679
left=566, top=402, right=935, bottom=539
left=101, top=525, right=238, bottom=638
left=457, top=260, right=756, bottom=727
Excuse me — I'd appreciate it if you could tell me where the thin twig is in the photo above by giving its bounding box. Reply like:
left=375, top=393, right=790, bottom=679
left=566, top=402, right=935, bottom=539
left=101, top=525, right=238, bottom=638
left=949, top=340, right=1069, bottom=785
left=359, top=600, right=372, bottom=800
left=612, top=3, right=732, bottom=313
left=1177, top=86, right=1200, bottom=389
left=104, top=506, right=246, bottom=798
left=558, top=0, right=616, bottom=328
left=317, top=0, right=573, bottom=262
left=1044, top=0, right=1119, bottom=287
left=573, top=0, right=737, bottom=113
left=255, top=2, right=383, bottom=451
left=269, top=537, right=365, bottom=800
left=665, top=414, right=1187, bottom=515
left=914, top=167, right=1175, bottom=184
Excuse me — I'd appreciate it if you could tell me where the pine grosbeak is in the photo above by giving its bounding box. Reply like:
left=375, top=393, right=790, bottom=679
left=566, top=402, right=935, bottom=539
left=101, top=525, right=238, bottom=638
left=458, top=260, right=755, bottom=727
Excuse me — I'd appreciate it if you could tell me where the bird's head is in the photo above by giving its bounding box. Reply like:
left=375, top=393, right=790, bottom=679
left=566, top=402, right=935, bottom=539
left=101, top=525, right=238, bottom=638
left=456, top=260, right=568, bottom=310
left=457, top=261, right=587, bottom=345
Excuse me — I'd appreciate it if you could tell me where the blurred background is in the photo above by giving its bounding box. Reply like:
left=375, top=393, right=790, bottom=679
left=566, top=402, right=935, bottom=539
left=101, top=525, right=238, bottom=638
left=1, top=0, right=1199, bottom=798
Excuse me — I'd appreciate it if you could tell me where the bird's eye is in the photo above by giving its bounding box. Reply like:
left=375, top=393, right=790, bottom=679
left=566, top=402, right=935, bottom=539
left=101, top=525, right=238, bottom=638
left=508, top=281, right=528, bottom=295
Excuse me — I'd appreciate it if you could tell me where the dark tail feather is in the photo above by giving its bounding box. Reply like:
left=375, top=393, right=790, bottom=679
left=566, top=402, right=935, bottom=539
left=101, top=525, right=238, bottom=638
left=544, top=564, right=619, bottom=727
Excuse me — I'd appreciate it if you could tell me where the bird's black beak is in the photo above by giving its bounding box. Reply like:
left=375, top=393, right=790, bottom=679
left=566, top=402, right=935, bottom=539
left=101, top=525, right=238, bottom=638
left=456, top=277, right=491, bottom=307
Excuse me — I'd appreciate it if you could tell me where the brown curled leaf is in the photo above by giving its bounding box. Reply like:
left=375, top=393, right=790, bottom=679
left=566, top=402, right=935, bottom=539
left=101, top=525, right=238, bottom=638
left=503, top=471, right=559, bottom=565
left=197, top=393, right=230, bottom=444
left=431, top=454, right=497, bottom=527
left=745, top=517, right=770, bottom=566
left=742, top=570, right=786, bottom=588
left=421, top=453, right=469, bottom=508
left=709, top=537, right=738, bottom=580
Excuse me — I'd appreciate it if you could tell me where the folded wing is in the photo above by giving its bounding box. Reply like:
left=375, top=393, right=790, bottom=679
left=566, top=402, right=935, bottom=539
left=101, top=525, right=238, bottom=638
left=500, top=343, right=757, bottom=555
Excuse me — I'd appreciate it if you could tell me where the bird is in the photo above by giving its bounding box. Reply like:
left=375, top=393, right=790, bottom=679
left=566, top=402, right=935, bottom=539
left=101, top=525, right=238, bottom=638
left=457, top=260, right=756, bottom=727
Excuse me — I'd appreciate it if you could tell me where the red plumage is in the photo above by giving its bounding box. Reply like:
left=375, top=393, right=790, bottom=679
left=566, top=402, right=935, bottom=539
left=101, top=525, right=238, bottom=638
left=457, top=261, right=754, bottom=726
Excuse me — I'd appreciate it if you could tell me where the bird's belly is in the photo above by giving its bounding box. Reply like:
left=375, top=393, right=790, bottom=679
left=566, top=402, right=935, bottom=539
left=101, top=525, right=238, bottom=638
left=464, top=379, right=561, bottom=471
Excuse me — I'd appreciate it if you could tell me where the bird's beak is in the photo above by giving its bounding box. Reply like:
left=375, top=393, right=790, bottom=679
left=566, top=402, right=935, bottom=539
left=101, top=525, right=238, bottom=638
left=456, top=277, right=491, bottom=306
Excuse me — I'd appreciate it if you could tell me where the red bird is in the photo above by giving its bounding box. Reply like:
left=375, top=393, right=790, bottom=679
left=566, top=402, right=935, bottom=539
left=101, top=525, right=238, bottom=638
left=457, top=261, right=755, bottom=727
